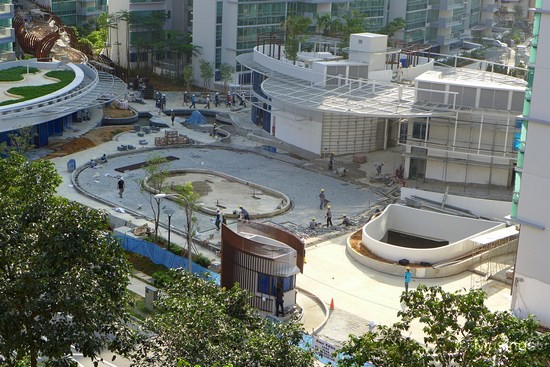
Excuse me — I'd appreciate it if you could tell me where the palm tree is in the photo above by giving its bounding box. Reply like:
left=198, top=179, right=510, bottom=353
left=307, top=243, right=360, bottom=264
left=164, top=31, right=201, bottom=80
left=315, top=14, right=332, bottom=36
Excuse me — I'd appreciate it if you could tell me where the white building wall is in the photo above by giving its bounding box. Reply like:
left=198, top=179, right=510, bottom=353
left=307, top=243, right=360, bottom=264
left=362, top=204, right=505, bottom=264
left=107, top=0, right=130, bottom=68
left=512, top=1, right=550, bottom=328
left=271, top=110, right=323, bottom=155
left=400, top=188, right=511, bottom=219
left=192, top=1, right=218, bottom=86
left=221, top=1, right=238, bottom=68
left=388, top=1, right=405, bottom=20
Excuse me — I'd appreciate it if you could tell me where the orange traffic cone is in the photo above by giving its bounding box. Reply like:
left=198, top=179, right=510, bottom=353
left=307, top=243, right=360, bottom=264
left=329, top=298, right=335, bottom=311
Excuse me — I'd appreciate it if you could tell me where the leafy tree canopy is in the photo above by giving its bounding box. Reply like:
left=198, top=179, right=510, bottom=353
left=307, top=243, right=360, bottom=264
left=378, top=17, right=407, bottom=41
left=219, top=63, right=235, bottom=94
left=282, top=15, right=312, bottom=64
left=0, top=153, right=132, bottom=367
left=131, top=270, right=314, bottom=367
left=336, top=285, right=550, bottom=367
left=199, top=59, right=214, bottom=91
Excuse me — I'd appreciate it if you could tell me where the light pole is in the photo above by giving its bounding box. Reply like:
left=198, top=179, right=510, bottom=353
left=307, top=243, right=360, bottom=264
left=164, top=208, right=175, bottom=251
left=154, top=193, right=193, bottom=272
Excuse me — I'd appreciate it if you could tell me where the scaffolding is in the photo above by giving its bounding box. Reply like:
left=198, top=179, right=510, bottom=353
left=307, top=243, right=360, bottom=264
left=469, top=226, right=519, bottom=289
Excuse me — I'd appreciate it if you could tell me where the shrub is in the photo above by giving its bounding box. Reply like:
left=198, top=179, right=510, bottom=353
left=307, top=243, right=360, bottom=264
left=152, top=271, right=174, bottom=288
left=193, top=252, right=212, bottom=268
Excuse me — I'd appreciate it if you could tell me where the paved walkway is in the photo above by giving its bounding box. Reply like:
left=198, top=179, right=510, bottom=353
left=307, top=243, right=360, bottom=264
left=43, top=88, right=514, bottom=354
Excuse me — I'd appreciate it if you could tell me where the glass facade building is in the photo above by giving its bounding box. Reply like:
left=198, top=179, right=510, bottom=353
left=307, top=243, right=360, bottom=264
left=0, top=0, right=14, bottom=60
left=50, top=0, right=107, bottom=27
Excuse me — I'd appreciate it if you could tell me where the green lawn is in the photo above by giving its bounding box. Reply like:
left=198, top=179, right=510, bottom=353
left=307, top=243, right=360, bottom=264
left=0, top=66, right=39, bottom=81
left=0, top=69, right=75, bottom=106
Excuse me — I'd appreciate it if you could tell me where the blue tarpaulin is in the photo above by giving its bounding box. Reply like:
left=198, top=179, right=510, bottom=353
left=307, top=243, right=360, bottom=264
left=114, top=232, right=220, bottom=285
left=186, top=110, right=207, bottom=124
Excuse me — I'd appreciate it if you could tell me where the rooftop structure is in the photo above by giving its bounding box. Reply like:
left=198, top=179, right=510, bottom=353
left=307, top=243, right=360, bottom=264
left=0, top=59, right=126, bottom=147
left=0, top=1, right=127, bottom=147
left=221, top=221, right=305, bottom=316
left=192, top=0, right=500, bottom=84
left=238, top=32, right=526, bottom=190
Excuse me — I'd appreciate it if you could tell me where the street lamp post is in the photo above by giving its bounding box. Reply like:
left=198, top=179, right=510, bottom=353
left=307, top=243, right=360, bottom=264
left=164, top=208, right=175, bottom=251
left=155, top=193, right=194, bottom=272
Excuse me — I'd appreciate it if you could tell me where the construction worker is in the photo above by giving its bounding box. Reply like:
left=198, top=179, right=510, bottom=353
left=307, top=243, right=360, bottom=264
left=309, top=218, right=319, bottom=229
left=342, top=215, right=353, bottom=226
left=319, top=189, right=328, bottom=210
left=325, top=205, right=333, bottom=227
left=239, top=206, right=250, bottom=221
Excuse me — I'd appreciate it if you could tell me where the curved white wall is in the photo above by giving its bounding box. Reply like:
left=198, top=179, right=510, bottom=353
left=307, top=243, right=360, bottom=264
left=253, top=47, right=324, bottom=85
left=362, top=204, right=505, bottom=264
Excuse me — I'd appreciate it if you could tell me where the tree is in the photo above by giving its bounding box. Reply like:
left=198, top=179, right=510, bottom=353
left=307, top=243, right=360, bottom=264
left=199, top=59, right=214, bottom=91
left=182, top=64, right=194, bottom=91
left=141, top=154, right=170, bottom=242
left=0, top=126, right=35, bottom=155
left=173, top=182, right=200, bottom=272
left=336, top=285, right=550, bottom=367
left=315, top=14, right=331, bottom=36
left=379, top=17, right=407, bottom=45
left=282, top=15, right=311, bottom=65
left=80, top=12, right=109, bottom=55
left=315, top=14, right=341, bottom=37
left=164, top=31, right=200, bottom=81
left=131, top=270, right=314, bottom=367
left=0, top=153, right=132, bottom=367
left=219, top=63, right=235, bottom=94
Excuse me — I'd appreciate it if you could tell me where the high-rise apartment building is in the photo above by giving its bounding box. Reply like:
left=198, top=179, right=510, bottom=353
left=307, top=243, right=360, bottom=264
left=34, top=0, right=107, bottom=28
left=0, top=0, right=14, bottom=61
left=107, top=0, right=192, bottom=70
left=192, top=0, right=499, bottom=84
left=510, top=0, right=550, bottom=329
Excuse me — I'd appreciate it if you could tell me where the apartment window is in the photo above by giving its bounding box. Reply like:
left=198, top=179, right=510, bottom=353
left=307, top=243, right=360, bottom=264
left=216, top=1, right=223, bottom=24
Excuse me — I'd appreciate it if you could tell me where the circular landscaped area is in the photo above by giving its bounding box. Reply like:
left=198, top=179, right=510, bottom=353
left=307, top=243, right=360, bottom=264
left=144, top=169, right=292, bottom=218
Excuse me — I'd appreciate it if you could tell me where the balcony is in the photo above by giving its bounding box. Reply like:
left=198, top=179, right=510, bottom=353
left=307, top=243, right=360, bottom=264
left=0, top=27, right=14, bottom=44
left=0, top=3, right=14, bottom=18
left=430, top=0, right=466, bottom=10
left=438, top=17, right=464, bottom=28
left=436, top=33, right=462, bottom=45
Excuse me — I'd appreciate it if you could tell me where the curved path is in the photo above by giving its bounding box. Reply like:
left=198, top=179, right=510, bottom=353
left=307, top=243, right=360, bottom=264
left=75, top=145, right=384, bottom=237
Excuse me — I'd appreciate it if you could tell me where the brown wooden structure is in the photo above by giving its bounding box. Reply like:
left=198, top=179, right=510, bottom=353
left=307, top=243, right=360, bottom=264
left=220, top=221, right=305, bottom=314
